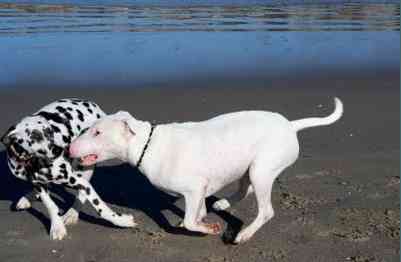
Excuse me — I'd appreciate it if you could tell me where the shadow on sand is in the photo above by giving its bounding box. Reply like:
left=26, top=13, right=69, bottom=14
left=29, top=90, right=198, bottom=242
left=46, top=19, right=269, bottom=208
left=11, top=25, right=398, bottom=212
left=0, top=150, right=243, bottom=242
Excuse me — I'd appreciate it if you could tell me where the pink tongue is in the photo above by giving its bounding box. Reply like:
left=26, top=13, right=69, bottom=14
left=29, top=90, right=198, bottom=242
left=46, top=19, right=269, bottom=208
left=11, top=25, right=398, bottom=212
left=81, top=154, right=97, bottom=165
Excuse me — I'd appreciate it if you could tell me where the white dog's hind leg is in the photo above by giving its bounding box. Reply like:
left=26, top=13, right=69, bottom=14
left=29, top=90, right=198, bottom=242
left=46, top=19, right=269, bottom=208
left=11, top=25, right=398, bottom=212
left=198, top=199, right=207, bottom=222
left=212, top=175, right=253, bottom=211
left=37, top=187, right=67, bottom=240
left=234, top=159, right=288, bottom=244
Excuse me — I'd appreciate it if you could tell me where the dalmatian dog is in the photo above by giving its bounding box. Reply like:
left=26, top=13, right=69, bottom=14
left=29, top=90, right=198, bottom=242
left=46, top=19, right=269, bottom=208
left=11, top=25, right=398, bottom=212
left=69, top=97, right=343, bottom=243
left=1, top=99, right=135, bottom=240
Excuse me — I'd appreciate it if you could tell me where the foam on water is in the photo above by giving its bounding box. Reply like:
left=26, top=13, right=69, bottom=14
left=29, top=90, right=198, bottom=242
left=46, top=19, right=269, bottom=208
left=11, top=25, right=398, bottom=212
left=0, top=3, right=399, bottom=33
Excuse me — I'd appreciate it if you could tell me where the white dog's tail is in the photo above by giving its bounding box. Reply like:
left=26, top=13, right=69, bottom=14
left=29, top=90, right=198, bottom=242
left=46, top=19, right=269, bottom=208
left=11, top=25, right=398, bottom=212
left=291, top=97, right=343, bottom=132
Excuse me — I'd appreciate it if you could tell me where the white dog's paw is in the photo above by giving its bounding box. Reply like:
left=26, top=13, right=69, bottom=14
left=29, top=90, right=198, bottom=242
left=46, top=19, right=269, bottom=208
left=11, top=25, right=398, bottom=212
left=175, top=220, right=184, bottom=228
left=212, top=199, right=231, bottom=211
left=62, top=208, right=79, bottom=226
left=50, top=220, right=67, bottom=240
left=233, top=230, right=253, bottom=244
left=15, top=196, right=31, bottom=210
left=112, top=213, right=137, bottom=228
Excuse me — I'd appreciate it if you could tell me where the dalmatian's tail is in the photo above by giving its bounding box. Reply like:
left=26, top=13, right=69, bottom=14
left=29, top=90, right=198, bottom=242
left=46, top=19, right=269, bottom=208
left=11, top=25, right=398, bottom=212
left=291, top=97, right=343, bottom=132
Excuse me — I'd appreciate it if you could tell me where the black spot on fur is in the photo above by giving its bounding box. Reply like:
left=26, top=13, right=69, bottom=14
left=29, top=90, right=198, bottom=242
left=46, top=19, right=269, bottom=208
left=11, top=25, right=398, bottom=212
left=74, top=184, right=85, bottom=190
left=93, top=199, right=99, bottom=205
left=87, top=108, right=93, bottom=114
left=59, top=163, right=66, bottom=169
left=72, top=102, right=78, bottom=105
left=56, top=106, right=66, bottom=113
left=36, top=111, right=66, bottom=125
left=37, top=149, right=47, bottom=155
left=97, top=209, right=102, bottom=214
left=30, top=130, right=44, bottom=143
left=64, top=112, right=73, bottom=120
left=85, top=187, right=90, bottom=194
left=50, top=125, right=61, bottom=133
left=83, top=102, right=90, bottom=108
left=37, top=111, right=74, bottom=139
left=56, top=175, right=63, bottom=180
left=17, top=139, right=23, bottom=144
left=69, top=177, right=76, bottom=184
left=61, top=169, right=68, bottom=179
left=62, top=135, right=70, bottom=144
left=96, top=114, right=101, bottom=119
left=67, top=107, right=73, bottom=111
left=43, top=127, right=54, bottom=141
left=76, top=124, right=81, bottom=131
left=51, top=145, right=63, bottom=158
left=77, top=173, right=82, bottom=177
left=76, top=110, right=84, bottom=122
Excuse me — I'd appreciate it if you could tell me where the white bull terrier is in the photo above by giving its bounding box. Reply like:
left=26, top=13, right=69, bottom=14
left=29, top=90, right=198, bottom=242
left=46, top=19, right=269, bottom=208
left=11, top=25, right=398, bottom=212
left=69, top=97, right=343, bottom=243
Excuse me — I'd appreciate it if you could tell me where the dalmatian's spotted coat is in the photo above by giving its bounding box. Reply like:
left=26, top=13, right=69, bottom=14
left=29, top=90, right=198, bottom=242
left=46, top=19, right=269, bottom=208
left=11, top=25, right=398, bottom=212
left=1, top=99, right=135, bottom=240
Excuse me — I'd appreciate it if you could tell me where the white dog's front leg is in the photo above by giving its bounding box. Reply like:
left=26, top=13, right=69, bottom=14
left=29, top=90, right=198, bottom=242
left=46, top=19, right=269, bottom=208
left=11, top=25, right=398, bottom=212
left=183, top=185, right=221, bottom=235
left=37, top=187, right=67, bottom=240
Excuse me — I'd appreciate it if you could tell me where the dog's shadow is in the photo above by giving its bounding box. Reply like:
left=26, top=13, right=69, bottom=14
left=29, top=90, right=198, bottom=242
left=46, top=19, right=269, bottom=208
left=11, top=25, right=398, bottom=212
left=0, top=150, right=243, bottom=242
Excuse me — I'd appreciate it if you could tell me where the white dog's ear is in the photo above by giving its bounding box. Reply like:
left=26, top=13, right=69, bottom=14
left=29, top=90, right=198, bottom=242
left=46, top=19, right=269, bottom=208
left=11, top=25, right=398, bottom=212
left=112, top=111, right=136, bottom=137
left=112, top=111, right=134, bottom=121
left=123, top=120, right=136, bottom=136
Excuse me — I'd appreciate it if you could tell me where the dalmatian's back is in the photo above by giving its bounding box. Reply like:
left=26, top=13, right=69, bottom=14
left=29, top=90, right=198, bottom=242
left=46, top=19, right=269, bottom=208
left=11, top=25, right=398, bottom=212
left=6, top=98, right=106, bottom=184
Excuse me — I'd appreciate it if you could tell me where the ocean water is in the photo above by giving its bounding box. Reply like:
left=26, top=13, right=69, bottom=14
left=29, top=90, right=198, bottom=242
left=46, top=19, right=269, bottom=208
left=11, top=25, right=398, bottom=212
left=0, top=1, right=399, bottom=89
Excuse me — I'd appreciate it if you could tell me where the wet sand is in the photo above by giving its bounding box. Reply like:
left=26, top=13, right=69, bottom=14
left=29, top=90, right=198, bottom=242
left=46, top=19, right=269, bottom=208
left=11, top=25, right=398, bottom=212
left=0, top=74, right=399, bottom=262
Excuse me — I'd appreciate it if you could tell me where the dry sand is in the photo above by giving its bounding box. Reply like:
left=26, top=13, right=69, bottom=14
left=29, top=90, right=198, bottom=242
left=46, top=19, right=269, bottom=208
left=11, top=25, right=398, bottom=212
left=0, top=74, right=399, bottom=262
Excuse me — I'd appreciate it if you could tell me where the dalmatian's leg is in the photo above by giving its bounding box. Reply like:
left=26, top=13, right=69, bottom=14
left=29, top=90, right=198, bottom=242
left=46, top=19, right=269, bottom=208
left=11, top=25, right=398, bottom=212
left=69, top=175, right=136, bottom=228
left=62, top=167, right=94, bottom=226
left=36, top=185, right=67, bottom=240
left=15, top=189, right=39, bottom=210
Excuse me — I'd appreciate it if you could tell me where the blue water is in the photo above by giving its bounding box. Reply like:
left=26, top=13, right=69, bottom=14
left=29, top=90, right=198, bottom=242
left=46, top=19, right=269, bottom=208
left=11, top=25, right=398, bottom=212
left=0, top=2, right=399, bottom=90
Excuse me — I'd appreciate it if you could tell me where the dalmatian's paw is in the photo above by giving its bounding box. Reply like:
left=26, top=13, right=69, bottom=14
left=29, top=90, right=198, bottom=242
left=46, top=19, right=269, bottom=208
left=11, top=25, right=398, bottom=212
left=112, top=213, right=137, bottom=228
left=50, top=220, right=67, bottom=240
left=62, top=208, right=79, bottom=226
left=15, top=196, right=31, bottom=210
left=212, top=198, right=231, bottom=211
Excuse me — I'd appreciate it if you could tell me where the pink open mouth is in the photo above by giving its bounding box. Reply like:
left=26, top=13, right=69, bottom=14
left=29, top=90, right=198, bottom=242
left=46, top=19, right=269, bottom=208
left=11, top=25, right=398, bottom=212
left=81, top=154, right=98, bottom=166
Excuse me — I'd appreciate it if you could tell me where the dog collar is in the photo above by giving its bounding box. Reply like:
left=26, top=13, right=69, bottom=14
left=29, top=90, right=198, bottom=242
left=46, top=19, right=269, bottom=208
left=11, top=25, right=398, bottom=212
left=136, top=123, right=156, bottom=168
